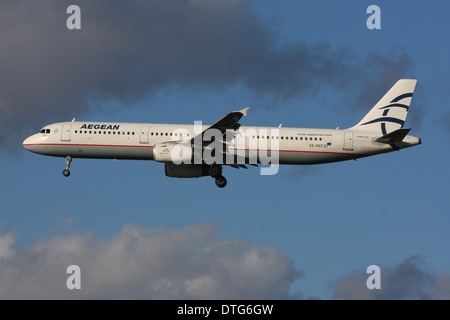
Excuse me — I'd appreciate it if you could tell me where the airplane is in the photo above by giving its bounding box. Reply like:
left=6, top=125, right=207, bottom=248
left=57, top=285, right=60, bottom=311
left=23, top=79, right=421, bottom=188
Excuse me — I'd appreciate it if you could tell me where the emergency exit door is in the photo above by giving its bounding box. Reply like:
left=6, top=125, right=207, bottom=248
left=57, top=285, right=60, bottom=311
left=140, top=126, right=150, bottom=144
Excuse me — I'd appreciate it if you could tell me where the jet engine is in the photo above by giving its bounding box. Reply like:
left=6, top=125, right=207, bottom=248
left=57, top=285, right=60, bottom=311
left=164, top=163, right=209, bottom=178
left=153, top=142, right=192, bottom=163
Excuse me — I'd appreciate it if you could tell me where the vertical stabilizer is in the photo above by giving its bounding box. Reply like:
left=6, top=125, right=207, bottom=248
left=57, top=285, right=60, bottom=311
left=349, top=79, right=417, bottom=134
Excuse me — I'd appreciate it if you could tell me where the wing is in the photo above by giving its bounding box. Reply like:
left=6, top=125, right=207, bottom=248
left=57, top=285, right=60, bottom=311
left=190, top=107, right=249, bottom=146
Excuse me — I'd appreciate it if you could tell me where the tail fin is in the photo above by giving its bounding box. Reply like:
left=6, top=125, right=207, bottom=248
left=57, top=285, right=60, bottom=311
left=349, top=79, right=417, bottom=135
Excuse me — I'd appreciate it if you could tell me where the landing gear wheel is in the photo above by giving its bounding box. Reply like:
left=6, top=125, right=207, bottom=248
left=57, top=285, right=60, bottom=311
left=63, top=156, right=72, bottom=177
left=215, top=175, right=227, bottom=188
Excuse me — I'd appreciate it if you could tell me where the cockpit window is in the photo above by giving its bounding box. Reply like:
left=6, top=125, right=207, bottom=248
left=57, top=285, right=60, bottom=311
left=39, top=128, right=51, bottom=134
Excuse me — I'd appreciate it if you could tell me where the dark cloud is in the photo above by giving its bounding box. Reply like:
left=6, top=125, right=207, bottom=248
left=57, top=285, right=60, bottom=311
left=348, top=51, right=424, bottom=130
left=0, top=0, right=410, bottom=151
left=330, top=255, right=450, bottom=300
left=0, top=222, right=302, bottom=299
left=351, top=51, right=411, bottom=111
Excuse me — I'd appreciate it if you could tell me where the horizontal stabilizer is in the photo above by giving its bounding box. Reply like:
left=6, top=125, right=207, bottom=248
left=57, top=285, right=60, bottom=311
left=375, top=128, right=411, bottom=144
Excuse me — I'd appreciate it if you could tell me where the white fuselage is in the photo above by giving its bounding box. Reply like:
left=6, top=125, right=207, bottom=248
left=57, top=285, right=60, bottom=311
left=22, top=121, right=420, bottom=164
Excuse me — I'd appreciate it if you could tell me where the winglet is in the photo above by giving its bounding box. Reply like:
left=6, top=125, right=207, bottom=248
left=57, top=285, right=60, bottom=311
left=239, top=107, right=250, bottom=117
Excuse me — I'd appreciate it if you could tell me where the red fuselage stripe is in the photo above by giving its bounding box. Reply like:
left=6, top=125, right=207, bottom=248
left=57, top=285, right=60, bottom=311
left=23, top=143, right=154, bottom=148
left=24, top=143, right=365, bottom=156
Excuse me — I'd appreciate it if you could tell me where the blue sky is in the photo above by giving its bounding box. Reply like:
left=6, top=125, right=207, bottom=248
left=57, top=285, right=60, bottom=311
left=0, top=0, right=449, bottom=299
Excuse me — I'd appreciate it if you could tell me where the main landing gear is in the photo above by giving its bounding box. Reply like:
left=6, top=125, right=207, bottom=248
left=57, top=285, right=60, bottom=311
left=62, top=156, right=72, bottom=177
left=208, top=165, right=227, bottom=188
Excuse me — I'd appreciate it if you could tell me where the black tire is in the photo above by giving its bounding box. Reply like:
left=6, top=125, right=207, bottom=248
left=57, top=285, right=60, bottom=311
left=215, top=175, right=227, bottom=188
left=63, top=169, right=71, bottom=177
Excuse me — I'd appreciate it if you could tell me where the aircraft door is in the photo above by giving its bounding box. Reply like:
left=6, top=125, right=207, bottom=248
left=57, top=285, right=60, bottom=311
left=343, top=131, right=353, bottom=151
left=140, top=126, right=150, bottom=144
left=61, top=123, right=72, bottom=141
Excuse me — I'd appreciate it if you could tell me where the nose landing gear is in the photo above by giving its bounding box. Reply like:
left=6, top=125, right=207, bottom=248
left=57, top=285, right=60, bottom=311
left=62, top=156, right=72, bottom=177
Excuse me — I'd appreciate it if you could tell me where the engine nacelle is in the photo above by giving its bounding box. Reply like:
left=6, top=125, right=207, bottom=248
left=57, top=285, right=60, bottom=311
left=165, top=163, right=209, bottom=178
left=153, top=142, right=193, bottom=163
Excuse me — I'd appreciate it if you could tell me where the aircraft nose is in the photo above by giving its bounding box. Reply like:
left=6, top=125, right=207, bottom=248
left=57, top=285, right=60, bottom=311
left=23, top=136, right=34, bottom=151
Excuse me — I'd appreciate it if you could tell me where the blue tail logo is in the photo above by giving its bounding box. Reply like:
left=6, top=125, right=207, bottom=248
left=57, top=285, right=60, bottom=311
left=361, top=92, right=413, bottom=135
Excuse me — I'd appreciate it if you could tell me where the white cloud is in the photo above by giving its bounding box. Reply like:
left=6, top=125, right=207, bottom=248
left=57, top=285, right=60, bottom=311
left=0, top=225, right=15, bottom=259
left=0, top=222, right=302, bottom=299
